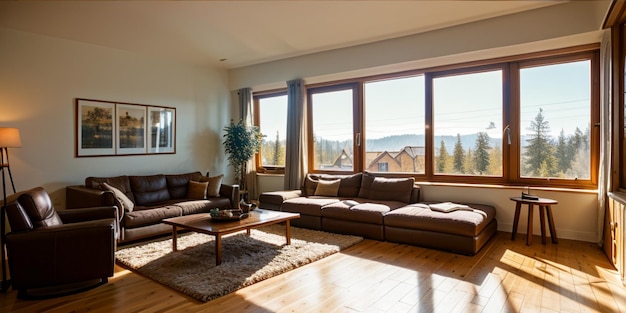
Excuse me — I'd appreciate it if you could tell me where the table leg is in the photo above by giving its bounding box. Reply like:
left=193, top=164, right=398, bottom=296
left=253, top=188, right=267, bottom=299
left=172, top=226, right=178, bottom=252
left=215, top=234, right=222, bottom=265
left=285, top=220, right=291, bottom=245
left=512, top=202, right=521, bottom=241
left=546, top=205, right=559, bottom=243
left=246, top=228, right=251, bottom=236
left=539, top=205, right=546, bottom=244
left=527, top=204, right=534, bottom=246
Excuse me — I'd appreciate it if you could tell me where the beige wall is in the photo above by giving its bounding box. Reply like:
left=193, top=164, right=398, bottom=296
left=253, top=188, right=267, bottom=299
left=229, top=1, right=607, bottom=91
left=0, top=28, right=233, bottom=209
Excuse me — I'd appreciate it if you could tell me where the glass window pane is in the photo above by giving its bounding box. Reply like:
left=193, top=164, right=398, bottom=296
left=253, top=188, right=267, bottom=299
left=311, top=88, right=354, bottom=171
left=433, top=70, right=503, bottom=176
left=364, top=76, right=425, bottom=173
left=520, top=60, right=591, bottom=179
left=258, top=95, right=287, bottom=167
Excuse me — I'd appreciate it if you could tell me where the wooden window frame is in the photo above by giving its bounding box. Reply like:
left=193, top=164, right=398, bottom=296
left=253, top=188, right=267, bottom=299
left=253, top=90, right=288, bottom=174
left=254, top=45, right=600, bottom=189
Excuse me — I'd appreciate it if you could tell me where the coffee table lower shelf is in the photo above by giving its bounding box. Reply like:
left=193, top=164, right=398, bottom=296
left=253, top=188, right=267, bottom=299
left=163, top=209, right=300, bottom=265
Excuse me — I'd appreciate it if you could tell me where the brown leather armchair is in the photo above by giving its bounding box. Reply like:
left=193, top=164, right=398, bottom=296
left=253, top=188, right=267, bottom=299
left=5, top=187, right=117, bottom=298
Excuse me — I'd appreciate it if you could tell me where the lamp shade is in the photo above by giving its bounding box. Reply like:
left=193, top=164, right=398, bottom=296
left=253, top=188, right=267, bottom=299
left=0, top=127, right=22, bottom=148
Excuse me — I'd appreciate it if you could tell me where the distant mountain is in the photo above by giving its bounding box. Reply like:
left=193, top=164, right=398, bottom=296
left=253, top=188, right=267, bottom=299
left=365, top=134, right=503, bottom=152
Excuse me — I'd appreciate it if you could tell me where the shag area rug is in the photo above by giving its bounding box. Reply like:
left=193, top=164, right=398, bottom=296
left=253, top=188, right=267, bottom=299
left=115, top=224, right=363, bottom=302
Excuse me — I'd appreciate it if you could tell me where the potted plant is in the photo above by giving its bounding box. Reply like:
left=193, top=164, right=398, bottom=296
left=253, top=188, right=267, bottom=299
left=222, top=119, right=262, bottom=194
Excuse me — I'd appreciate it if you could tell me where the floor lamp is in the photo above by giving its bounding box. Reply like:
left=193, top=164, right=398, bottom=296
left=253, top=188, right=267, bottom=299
left=0, top=127, right=21, bottom=292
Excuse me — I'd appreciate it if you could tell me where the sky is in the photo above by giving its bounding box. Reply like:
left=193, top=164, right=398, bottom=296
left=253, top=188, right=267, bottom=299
left=258, top=60, right=591, bottom=144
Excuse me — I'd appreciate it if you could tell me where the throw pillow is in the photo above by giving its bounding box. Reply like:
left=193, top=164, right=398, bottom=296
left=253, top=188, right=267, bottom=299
left=187, top=181, right=208, bottom=199
left=314, top=179, right=341, bottom=197
left=302, top=174, right=319, bottom=196
left=200, top=174, right=223, bottom=197
left=102, top=182, right=135, bottom=212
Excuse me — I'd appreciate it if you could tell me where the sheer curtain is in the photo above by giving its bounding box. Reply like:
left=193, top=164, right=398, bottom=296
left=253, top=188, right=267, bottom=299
left=238, top=87, right=258, bottom=200
left=284, top=79, right=308, bottom=190
left=598, top=30, right=612, bottom=245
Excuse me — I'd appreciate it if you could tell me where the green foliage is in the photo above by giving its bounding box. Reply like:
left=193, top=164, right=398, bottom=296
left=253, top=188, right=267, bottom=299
left=453, top=133, right=465, bottom=174
left=437, top=139, right=450, bottom=173
left=523, top=108, right=553, bottom=176
left=473, top=131, right=491, bottom=174
left=223, top=119, right=261, bottom=184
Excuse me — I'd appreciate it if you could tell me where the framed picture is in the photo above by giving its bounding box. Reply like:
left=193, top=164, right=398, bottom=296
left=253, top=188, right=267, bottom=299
left=116, top=103, right=147, bottom=155
left=148, top=107, right=176, bottom=154
left=75, top=98, right=175, bottom=157
left=76, top=99, right=116, bottom=157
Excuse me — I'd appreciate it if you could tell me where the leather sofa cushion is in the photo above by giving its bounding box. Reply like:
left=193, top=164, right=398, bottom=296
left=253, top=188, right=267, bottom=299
left=302, top=173, right=362, bottom=197
left=176, top=198, right=231, bottom=215
left=368, top=177, right=415, bottom=204
left=384, top=203, right=495, bottom=237
left=282, top=197, right=341, bottom=216
left=321, top=202, right=391, bottom=224
left=124, top=206, right=182, bottom=228
left=166, top=172, right=203, bottom=199
left=129, top=175, right=171, bottom=206
left=357, top=173, right=375, bottom=198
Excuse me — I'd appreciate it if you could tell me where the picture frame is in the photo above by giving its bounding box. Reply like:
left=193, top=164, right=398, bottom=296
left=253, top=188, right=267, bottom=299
left=147, top=106, right=176, bottom=154
left=76, top=99, right=116, bottom=157
left=75, top=98, right=176, bottom=157
left=116, top=103, right=147, bottom=155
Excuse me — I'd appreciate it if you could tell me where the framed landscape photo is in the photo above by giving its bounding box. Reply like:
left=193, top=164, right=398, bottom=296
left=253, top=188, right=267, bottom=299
left=147, top=106, right=176, bottom=154
left=76, top=99, right=116, bottom=157
left=75, top=98, right=176, bottom=157
left=116, top=103, right=147, bottom=155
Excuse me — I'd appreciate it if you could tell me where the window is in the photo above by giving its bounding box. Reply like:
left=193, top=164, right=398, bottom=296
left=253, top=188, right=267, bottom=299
left=519, top=60, right=592, bottom=181
left=308, top=84, right=357, bottom=172
left=254, top=93, right=287, bottom=173
left=378, top=162, right=389, bottom=172
left=364, top=76, right=426, bottom=173
left=432, top=68, right=503, bottom=177
left=255, top=47, right=599, bottom=189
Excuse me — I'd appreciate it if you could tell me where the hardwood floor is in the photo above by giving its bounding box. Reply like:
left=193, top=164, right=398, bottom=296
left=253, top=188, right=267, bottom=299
left=2, top=231, right=625, bottom=312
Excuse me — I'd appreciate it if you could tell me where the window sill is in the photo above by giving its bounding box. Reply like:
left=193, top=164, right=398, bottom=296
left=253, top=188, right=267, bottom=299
left=417, top=181, right=598, bottom=194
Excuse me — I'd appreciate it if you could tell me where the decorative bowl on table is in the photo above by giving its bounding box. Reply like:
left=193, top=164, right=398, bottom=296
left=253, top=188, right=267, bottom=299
left=210, top=209, right=249, bottom=221
left=239, top=200, right=257, bottom=213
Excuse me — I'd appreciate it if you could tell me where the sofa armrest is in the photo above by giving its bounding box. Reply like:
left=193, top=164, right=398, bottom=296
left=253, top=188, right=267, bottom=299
left=259, top=190, right=302, bottom=211
left=219, top=184, right=240, bottom=208
left=58, top=206, right=120, bottom=239
left=58, top=206, right=118, bottom=223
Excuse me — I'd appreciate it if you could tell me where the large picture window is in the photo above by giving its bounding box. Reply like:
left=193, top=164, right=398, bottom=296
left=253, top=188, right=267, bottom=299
left=254, top=92, right=288, bottom=173
left=364, top=76, right=425, bottom=173
left=519, top=59, right=592, bottom=180
left=308, top=84, right=357, bottom=171
left=432, top=68, right=503, bottom=177
left=254, top=47, right=599, bottom=189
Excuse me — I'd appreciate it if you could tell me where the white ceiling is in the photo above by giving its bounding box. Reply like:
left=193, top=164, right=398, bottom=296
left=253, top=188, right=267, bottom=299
left=0, top=1, right=565, bottom=69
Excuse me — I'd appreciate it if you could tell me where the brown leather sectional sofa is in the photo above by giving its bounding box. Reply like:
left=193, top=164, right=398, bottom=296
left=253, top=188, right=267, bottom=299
left=66, top=171, right=239, bottom=244
left=259, top=172, right=497, bottom=255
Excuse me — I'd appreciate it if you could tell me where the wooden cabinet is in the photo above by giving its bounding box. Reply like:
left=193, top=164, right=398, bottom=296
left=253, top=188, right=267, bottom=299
left=606, top=193, right=624, bottom=280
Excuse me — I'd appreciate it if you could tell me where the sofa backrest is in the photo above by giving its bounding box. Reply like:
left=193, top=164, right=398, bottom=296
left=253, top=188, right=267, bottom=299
left=302, top=173, right=362, bottom=197
left=86, top=175, right=134, bottom=204
left=129, top=175, right=170, bottom=206
left=303, top=172, right=420, bottom=204
left=165, top=172, right=203, bottom=199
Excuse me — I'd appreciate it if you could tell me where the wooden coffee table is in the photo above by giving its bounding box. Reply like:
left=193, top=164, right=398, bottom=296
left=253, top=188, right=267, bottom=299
left=162, top=209, right=300, bottom=265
